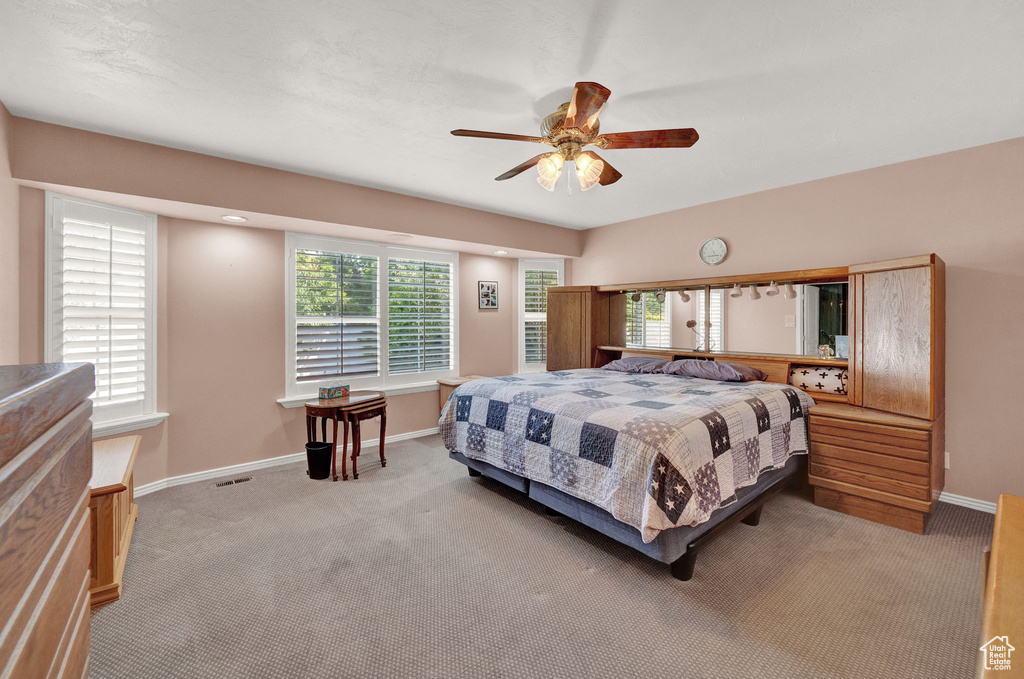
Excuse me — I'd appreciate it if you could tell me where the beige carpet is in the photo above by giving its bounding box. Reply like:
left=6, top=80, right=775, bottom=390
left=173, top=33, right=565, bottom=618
left=91, top=435, right=992, bottom=679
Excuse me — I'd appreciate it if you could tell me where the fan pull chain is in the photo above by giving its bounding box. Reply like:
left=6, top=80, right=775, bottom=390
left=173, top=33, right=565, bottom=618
left=566, top=166, right=572, bottom=196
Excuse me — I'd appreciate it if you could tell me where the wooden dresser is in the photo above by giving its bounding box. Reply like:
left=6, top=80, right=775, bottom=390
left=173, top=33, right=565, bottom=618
left=807, top=254, right=945, bottom=532
left=90, top=435, right=141, bottom=607
left=0, top=363, right=95, bottom=678
left=807, top=403, right=944, bottom=533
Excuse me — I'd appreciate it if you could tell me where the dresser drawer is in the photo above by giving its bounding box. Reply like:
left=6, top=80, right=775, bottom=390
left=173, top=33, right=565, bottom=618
left=809, top=417, right=930, bottom=461
left=809, top=460, right=930, bottom=501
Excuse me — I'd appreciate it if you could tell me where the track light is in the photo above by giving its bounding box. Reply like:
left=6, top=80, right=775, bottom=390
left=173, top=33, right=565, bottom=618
left=630, top=290, right=642, bottom=302
left=766, top=281, right=779, bottom=296
left=749, top=285, right=761, bottom=300
left=655, top=289, right=666, bottom=303
left=783, top=282, right=797, bottom=299
left=677, top=289, right=691, bottom=302
left=729, top=283, right=742, bottom=298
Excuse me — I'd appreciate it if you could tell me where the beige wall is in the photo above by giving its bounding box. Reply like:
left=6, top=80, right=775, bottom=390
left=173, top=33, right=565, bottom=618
left=17, top=201, right=525, bottom=485
left=576, top=136, right=1024, bottom=503
left=0, top=103, right=19, bottom=364
left=8, top=115, right=583, bottom=258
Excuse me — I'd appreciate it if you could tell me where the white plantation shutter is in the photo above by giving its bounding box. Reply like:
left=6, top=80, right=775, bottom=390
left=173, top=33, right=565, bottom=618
left=294, top=250, right=380, bottom=382
left=519, top=259, right=563, bottom=372
left=696, top=289, right=725, bottom=351
left=626, top=292, right=671, bottom=347
left=46, top=194, right=157, bottom=423
left=286, top=234, right=458, bottom=396
left=387, top=258, right=453, bottom=374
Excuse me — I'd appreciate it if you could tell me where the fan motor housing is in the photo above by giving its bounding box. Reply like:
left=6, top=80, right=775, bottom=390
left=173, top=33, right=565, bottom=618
left=540, top=102, right=600, bottom=140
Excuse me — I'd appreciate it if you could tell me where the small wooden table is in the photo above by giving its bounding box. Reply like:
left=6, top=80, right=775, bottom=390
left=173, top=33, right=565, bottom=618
left=305, top=391, right=386, bottom=481
left=345, top=396, right=387, bottom=480
left=90, top=435, right=141, bottom=607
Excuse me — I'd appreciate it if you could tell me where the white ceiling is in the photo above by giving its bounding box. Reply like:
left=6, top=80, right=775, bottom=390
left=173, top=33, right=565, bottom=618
left=1, top=1, right=1022, bottom=230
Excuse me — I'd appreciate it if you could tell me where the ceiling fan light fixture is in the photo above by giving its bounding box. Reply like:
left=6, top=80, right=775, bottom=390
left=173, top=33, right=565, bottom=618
left=575, top=153, right=604, bottom=191
left=537, top=153, right=565, bottom=191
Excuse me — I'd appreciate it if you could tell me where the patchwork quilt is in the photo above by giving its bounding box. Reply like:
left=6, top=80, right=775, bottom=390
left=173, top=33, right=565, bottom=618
left=439, top=369, right=816, bottom=542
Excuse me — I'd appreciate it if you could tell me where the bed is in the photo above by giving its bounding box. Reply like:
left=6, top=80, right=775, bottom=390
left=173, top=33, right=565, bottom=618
left=439, top=367, right=816, bottom=580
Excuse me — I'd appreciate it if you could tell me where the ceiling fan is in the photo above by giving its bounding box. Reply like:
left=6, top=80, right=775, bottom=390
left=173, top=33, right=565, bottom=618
left=451, top=81, right=698, bottom=191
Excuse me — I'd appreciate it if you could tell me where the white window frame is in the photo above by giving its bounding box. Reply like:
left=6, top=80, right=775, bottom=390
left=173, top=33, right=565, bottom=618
left=45, top=192, right=165, bottom=436
left=518, top=258, right=564, bottom=373
left=284, top=233, right=459, bottom=400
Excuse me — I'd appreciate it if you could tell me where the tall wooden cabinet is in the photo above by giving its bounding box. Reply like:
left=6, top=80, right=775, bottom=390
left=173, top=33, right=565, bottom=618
left=0, top=363, right=95, bottom=678
left=808, top=254, right=946, bottom=533
left=546, top=286, right=625, bottom=370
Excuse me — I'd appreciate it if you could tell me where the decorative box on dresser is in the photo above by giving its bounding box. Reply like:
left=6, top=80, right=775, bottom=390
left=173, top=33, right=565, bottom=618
left=808, top=254, right=946, bottom=533
left=0, top=363, right=95, bottom=678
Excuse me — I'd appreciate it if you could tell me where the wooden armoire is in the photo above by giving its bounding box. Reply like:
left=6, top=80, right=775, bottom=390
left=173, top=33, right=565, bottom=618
left=0, top=363, right=95, bottom=677
left=547, top=254, right=946, bottom=533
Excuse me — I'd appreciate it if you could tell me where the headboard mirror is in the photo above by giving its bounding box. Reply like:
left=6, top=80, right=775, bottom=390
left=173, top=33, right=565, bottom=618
left=624, top=281, right=849, bottom=359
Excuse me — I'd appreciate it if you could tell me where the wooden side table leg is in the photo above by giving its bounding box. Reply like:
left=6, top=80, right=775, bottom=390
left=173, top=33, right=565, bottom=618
left=306, top=414, right=313, bottom=442
left=321, top=417, right=327, bottom=444
left=341, top=415, right=349, bottom=481
left=331, top=415, right=339, bottom=482
left=351, top=419, right=361, bottom=480
left=379, top=408, right=387, bottom=468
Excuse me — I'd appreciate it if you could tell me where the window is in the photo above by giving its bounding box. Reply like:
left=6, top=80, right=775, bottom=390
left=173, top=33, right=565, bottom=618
left=518, top=259, right=564, bottom=372
left=45, top=193, right=159, bottom=429
left=696, top=288, right=725, bottom=352
left=626, top=292, right=671, bottom=347
left=286, top=234, right=457, bottom=397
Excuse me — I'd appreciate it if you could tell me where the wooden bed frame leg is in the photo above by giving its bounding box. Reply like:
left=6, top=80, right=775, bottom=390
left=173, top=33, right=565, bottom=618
left=467, top=468, right=481, bottom=477
left=741, top=506, right=763, bottom=526
left=670, top=551, right=698, bottom=581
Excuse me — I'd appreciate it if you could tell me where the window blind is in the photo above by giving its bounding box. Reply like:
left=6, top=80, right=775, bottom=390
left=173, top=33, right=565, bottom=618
left=626, top=292, right=671, bottom=347
left=387, top=258, right=453, bottom=374
left=294, top=250, right=379, bottom=382
left=53, top=215, right=150, bottom=407
left=523, top=268, right=560, bottom=364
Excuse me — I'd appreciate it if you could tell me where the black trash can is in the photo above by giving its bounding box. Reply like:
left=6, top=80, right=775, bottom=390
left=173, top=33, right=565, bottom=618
left=305, top=442, right=332, bottom=480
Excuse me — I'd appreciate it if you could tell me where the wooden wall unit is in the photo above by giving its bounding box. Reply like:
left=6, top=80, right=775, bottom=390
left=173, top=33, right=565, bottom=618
left=90, top=435, right=141, bottom=607
left=562, top=254, right=946, bottom=534
left=546, top=286, right=624, bottom=370
left=0, top=363, right=95, bottom=679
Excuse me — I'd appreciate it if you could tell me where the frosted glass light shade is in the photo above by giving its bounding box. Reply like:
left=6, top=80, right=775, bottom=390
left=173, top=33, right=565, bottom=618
left=537, top=153, right=565, bottom=191
left=575, top=153, right=604, bottom=191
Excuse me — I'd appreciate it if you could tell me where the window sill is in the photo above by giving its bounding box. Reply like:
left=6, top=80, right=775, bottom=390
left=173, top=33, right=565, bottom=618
left=92, top=412, right=169, bottom=438
left=277, top=381, right=440, bottom=409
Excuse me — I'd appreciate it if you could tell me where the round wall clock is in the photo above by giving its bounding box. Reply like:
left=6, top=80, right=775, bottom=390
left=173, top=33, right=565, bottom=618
left=699, top=237, right=728, bottom=265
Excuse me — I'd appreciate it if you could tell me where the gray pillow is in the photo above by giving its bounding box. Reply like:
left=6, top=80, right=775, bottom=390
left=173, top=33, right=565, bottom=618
left=600, top=357, right=668, bottom=374
left=659, top=359, right=768, bottom=382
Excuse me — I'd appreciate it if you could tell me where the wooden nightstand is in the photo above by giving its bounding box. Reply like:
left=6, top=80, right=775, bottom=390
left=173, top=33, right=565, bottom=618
left=90, top=435, right=141, bottom=606
left=437, top=375, right=487, bottom=409
left=807, top=402, right=944, bottom=534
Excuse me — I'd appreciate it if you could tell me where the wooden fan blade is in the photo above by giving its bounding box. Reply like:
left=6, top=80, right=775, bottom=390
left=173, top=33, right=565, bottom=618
left=564, top=81, right=611, bottom=134
left=451, top=129, right=546, bottom=143
left=495, top=153, right=552, bottom=181
left=578, top=151, right=622, bottom=186
left=596, top=128, right=699, bottom=149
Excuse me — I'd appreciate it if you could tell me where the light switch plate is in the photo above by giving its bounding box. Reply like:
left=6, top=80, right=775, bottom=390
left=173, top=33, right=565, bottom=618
left=784, top=315, right=796, bottom=328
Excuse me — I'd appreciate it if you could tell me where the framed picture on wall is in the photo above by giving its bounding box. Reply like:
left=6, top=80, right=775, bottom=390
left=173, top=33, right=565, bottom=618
left=478, top=281, right=498, bottom=309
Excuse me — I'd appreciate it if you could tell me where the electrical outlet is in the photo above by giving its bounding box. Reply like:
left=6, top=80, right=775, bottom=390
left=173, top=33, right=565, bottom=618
left=945, top=451, right=950, bottom=469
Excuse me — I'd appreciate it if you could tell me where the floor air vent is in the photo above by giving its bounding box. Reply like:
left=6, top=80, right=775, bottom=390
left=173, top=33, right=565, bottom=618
left=214, top=477, right=252, bottom=488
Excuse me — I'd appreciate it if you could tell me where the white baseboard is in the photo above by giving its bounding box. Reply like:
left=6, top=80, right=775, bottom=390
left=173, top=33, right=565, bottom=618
left=135, top=427, right=440, bottom=497
left=938, top=492, right=997, bottom=514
